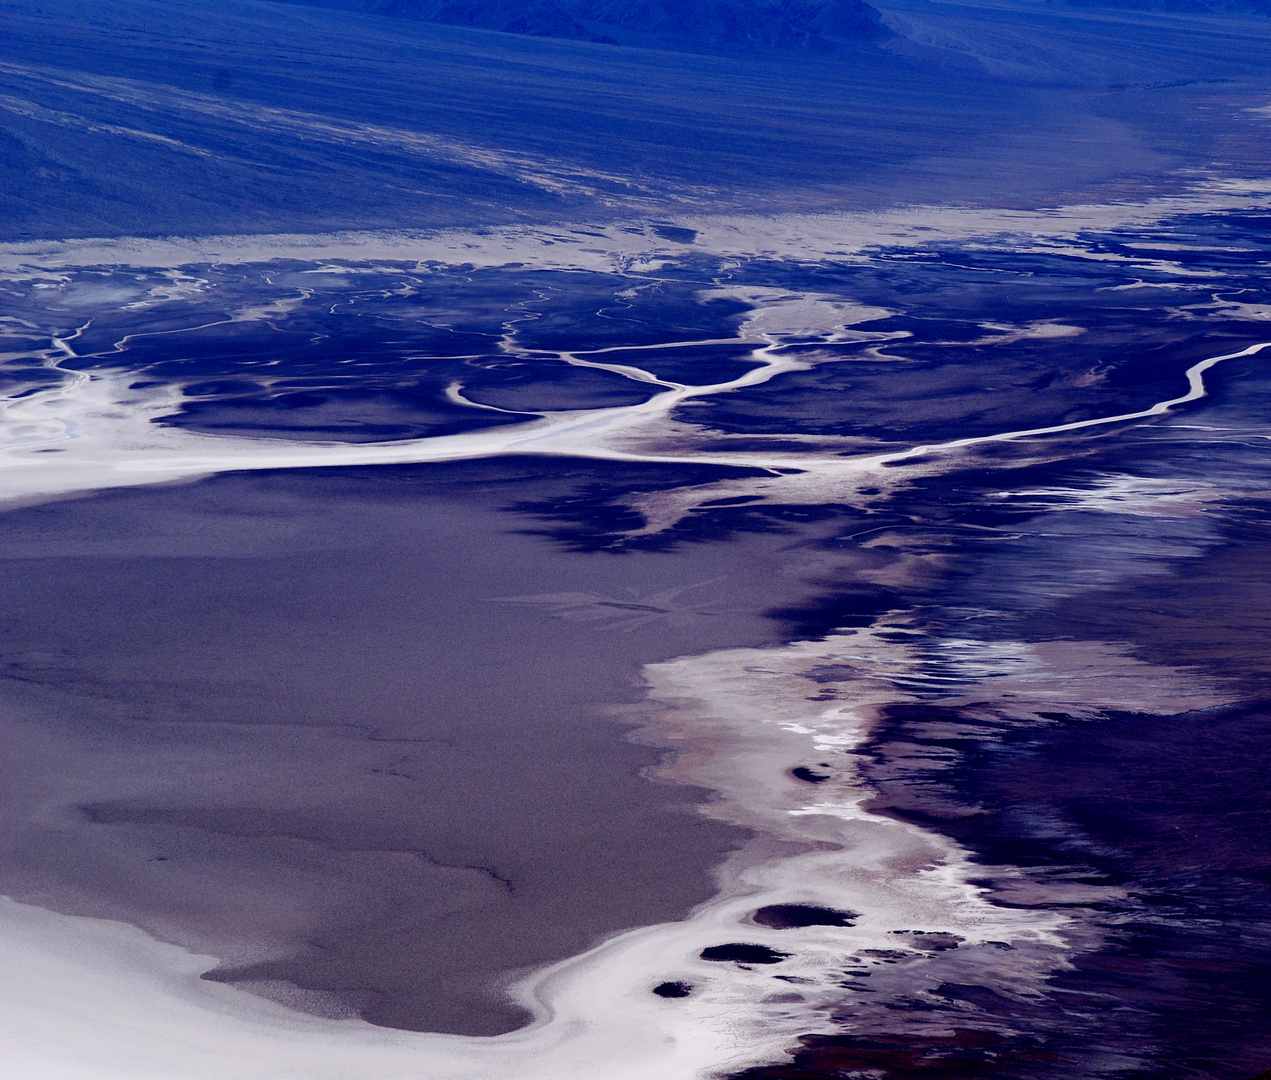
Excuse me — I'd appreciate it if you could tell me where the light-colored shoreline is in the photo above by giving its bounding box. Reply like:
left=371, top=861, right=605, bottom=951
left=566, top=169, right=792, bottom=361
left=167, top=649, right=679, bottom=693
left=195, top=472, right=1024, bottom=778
left=1, top=178, right=1269, bottom=277
left=0, top=624, right=1227, bottom=1079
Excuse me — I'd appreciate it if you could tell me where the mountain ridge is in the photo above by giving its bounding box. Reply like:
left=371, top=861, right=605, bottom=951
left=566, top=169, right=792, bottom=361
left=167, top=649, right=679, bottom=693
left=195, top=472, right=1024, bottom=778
left=278, top=0, right=892, bottom=52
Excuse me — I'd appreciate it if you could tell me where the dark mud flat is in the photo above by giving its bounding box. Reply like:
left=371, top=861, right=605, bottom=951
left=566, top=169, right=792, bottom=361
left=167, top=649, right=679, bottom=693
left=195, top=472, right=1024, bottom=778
left=0, top=458, right=836, bottom=1035
left=718, top=338, right=1271, bottom=1080
left=841, top=524, right=1271, bottom=1080
left=852, top=702, right=1271, bottom=1079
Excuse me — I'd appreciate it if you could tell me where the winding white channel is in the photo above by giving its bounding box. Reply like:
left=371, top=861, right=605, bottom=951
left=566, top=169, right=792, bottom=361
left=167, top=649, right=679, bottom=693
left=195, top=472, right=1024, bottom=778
left=1, top=289, right=1265, bottom=517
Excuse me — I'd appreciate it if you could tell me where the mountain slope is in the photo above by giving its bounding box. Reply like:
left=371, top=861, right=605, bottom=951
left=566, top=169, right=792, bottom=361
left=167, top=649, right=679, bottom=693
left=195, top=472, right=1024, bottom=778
left=299, top=0, right=891, bottom=50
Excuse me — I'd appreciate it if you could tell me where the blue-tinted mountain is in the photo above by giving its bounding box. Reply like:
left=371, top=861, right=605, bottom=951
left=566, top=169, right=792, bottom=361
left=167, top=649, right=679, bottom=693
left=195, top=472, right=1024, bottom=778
left=292, top=0, right=890, bottom=50
left=1059, top=0, right=1270, bottom=13
left=4, top=0, right=1271, bottom=241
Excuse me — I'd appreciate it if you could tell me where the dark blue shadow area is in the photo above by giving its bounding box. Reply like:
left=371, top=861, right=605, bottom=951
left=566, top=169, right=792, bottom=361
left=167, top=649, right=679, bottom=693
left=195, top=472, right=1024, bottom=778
left=11, top=262, right=763, bottom=439
left=578, top=345, right=764, bottom=385
left=693, top=218, right=1271, bottom=445
left=171, top=386, right=528, bottom=440
left=854, top=697, right=1271, bottom=1080
left=459, top=365, right=656, bottom=410
left=7, top=207, right=1270, bottom=446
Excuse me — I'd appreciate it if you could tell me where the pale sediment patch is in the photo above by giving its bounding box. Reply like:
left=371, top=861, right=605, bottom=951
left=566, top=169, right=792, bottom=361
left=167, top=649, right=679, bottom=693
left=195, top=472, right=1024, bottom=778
left=0, top=890, right=770, bottom=1080
left=1, top=176, right=1270, bottom=278
left=991, top=474, right=1221, bottom=518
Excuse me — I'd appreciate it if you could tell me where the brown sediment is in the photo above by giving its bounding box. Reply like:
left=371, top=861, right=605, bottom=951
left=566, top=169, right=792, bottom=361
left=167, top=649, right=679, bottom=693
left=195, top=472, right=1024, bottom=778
left=0, top=460, right=856, bottom=1036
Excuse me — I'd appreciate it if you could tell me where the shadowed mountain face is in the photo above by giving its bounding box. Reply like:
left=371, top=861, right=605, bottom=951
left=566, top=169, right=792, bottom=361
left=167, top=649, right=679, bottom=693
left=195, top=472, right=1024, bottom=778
left=307, top=0, right=889, bottom=49
left=1061, top=0, right=1270, bottom=13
